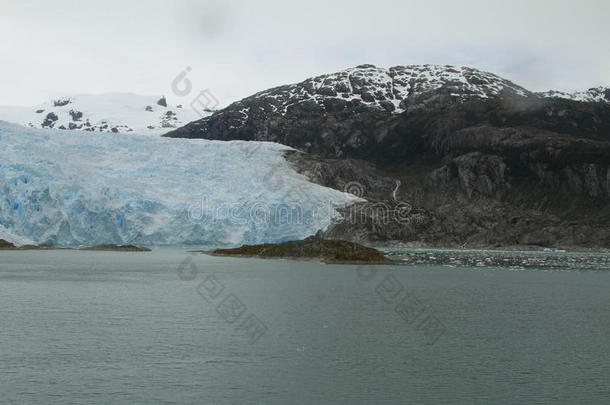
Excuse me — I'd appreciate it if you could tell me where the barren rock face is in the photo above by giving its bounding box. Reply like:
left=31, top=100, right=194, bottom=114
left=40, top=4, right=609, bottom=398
left=0, top=239, right=17, bottom=249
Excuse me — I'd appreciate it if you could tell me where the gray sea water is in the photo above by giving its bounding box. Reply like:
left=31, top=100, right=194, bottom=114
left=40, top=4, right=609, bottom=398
left=1, top=248, right=609, bottom=404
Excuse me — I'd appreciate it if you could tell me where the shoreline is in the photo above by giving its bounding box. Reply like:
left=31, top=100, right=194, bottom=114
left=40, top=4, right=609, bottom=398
left=197, top=250, right=396, bottom=265
left=0, top=242, right=151, bottom=252
left=2, top=244, right=609, bottom=254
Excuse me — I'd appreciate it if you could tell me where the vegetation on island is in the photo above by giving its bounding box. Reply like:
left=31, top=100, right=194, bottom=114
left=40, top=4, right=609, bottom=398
left=211, top=232, right=391, bottom=264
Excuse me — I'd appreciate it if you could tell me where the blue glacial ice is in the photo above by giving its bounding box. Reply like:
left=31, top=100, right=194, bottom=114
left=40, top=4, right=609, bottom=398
left=0, top=121, right=360, bottom=246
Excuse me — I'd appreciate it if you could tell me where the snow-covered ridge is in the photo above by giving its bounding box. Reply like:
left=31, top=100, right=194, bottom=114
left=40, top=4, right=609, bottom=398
left=0, top=121, right=360, bottom=246
left=539, top=87, right=610, bottom=103
left=0, top=93, right=206, bottom=135
left=241, top=64, right=533, bottom=116
left=195, top=64, right=608, bottom=132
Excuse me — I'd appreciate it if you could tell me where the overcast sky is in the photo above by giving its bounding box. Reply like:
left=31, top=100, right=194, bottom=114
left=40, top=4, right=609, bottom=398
left=1, top=0, right=608, bottom=106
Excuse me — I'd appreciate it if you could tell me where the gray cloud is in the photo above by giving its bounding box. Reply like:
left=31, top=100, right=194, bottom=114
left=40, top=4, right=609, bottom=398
left=0, top=0, right=608, bottom=106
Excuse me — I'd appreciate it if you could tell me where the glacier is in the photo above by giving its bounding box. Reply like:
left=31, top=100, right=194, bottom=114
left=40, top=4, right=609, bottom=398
left=0, top=121, right=360, bottom=246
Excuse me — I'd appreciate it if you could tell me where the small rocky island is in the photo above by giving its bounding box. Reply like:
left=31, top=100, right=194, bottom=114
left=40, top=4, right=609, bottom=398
left=0, top=239, right=17, bottom=249
left=79, top=244, right=151, bottom=252
left=1, top=239, right=60, bottom=250
left=209, top=233, right=391, bottom=264
left=0, top=239, right=150, bottom=252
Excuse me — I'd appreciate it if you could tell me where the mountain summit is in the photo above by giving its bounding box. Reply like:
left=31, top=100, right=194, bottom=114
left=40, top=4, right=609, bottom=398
left=233, top=64, right=532, bottom=116
left=166, top=64, right=537, bottom=136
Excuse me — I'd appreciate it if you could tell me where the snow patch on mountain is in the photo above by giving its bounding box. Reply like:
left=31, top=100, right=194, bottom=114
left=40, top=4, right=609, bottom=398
left=0, top=121, right=360, bottom=246
left=211, top=64, right=533, bottom=129
left=539, top=87, right=610, bottom=103
left=175, top=64, right=610, bottom=137
left=253, top=64, right=530, bottom=113
left=0, top=93, right=206, bottom=135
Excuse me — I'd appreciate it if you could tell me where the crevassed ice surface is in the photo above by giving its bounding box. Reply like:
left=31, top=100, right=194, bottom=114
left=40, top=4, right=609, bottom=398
left=0, top=121, right=359, bottom=246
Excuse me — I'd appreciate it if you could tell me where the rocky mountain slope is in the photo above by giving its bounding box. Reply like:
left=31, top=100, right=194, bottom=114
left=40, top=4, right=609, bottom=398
left=165, top=64, right=532, bottom=138
left=539, top=87, right=610, bottom=103
left=165, top=64, right=610, bottom=249
left=0, top=93, right=206, bottom=134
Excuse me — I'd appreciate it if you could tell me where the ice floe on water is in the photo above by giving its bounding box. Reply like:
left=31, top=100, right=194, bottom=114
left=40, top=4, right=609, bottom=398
left=383, top=248, right=610, bottom=271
